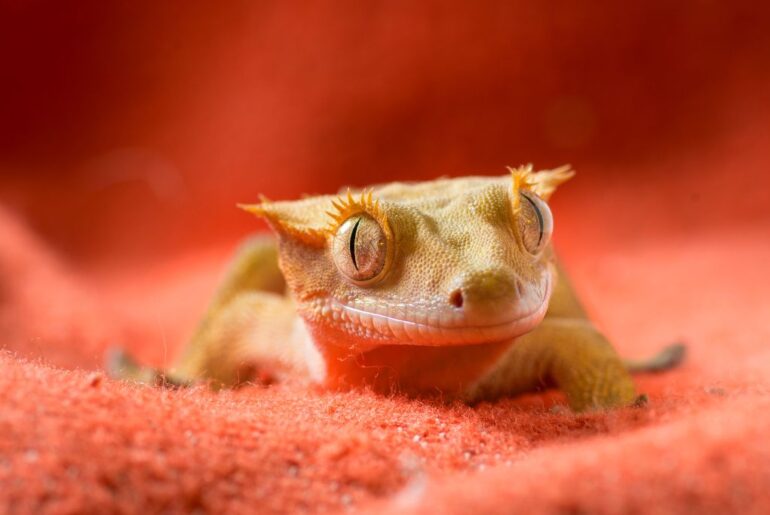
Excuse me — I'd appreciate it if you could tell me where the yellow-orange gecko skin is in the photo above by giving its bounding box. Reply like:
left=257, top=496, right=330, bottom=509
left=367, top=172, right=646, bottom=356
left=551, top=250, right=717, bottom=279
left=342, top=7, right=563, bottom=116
left=108, top=166, right=684, bottom=412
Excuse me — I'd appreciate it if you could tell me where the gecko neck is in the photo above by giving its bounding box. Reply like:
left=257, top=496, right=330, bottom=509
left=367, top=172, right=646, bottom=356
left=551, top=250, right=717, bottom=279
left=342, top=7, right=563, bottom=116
left=304, top=325, right=514, bottom=397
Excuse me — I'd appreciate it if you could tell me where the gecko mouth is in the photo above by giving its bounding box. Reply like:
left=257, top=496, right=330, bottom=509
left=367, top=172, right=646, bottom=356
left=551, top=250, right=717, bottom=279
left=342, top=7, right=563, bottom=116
left=305, top=275, right=551, bottom=346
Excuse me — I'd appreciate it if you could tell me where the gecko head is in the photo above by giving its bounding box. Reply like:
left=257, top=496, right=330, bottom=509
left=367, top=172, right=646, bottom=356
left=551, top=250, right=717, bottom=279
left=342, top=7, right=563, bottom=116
left=241, top=165, right=574, bottom=352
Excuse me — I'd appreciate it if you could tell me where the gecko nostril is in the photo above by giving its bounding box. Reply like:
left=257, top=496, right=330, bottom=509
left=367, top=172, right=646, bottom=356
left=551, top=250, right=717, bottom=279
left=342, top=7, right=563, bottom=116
left=449, top=289, right=464, bottom=308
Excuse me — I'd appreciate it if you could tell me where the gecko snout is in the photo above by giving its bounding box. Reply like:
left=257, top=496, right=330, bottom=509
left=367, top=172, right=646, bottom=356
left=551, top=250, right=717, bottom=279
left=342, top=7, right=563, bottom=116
left=447, top=270, right=524, bottom=314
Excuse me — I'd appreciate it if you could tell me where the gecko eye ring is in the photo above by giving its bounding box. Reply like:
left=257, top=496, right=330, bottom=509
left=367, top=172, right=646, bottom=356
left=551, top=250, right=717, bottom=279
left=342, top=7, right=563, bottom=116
left=516, top=191, right=553, bottom=255
left=332, top=213, right=389, bottom=284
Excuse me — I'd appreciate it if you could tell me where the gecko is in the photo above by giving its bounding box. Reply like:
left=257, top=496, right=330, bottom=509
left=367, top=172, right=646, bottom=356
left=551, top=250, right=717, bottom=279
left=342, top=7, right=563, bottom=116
left=109, top=165, right=684, bottom=412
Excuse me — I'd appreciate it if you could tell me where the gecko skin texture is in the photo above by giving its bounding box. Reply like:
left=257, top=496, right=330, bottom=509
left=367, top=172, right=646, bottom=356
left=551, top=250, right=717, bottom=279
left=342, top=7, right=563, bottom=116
left=110, top=165, right=682, bottom=412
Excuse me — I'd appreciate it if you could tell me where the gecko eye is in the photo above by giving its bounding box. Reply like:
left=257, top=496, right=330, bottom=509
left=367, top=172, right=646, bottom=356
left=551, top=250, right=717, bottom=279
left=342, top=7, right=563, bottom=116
left=517, top=192, right=553, bottom=254
left=332, top=213, right=388, bottom=283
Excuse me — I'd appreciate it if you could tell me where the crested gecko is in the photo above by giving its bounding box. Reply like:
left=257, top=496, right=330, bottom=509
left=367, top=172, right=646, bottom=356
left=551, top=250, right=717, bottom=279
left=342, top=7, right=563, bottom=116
left=109, top=165, right=684, bottom=412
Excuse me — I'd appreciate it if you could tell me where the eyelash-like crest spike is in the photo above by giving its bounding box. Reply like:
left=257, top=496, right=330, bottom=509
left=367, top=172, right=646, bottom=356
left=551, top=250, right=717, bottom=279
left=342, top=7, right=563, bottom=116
left=324, top=187, right=389, bottom=236
left=239, top=200, right=328, bottom=247
left=508, top=163, right=575, bottom=204
left=508, top=164, right=536, bottom=213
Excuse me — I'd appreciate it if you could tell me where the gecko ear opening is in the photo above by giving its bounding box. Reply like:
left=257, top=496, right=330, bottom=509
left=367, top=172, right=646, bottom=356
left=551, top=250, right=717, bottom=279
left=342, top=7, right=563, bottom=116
left=239, top=200, right=329, bottom=248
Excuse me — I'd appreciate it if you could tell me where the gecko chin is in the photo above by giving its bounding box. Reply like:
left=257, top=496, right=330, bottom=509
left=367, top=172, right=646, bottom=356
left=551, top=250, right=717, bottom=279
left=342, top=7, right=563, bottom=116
left=302, top=274, right=552, bottom=348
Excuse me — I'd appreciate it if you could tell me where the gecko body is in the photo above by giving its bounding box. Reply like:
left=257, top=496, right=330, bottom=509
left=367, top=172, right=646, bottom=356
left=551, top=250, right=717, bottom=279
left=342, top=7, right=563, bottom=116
left=110, top=166, right=683, bottom=411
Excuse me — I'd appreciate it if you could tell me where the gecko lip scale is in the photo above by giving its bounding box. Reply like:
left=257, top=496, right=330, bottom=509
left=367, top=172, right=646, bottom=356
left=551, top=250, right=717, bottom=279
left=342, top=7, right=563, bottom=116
left=324, top=274, right=552, bottom=346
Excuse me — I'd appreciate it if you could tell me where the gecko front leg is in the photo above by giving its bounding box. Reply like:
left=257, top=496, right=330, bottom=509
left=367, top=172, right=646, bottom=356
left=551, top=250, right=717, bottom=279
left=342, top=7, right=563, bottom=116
left=108, top=235, right=314, bottom=388
left=466, top=318, right=638, bottom=412
left=463, top=258, right=684, bottom=411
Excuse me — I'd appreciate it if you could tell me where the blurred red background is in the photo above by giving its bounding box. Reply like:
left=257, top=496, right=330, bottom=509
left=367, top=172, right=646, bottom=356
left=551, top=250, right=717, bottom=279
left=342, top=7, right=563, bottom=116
left=1, top=1, right=769, bottom=266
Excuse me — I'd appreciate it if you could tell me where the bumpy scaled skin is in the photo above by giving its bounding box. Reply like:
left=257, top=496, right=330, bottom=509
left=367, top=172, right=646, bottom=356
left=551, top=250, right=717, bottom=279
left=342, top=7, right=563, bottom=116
left=108, top=166, right=684, bottom=412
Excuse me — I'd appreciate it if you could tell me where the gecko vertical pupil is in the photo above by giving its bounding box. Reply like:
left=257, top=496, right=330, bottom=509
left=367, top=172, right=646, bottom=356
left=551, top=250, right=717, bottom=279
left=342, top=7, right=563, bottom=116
left=332, top=213, right=388, bottom=283
left=349, top=217, right=362, bottom=270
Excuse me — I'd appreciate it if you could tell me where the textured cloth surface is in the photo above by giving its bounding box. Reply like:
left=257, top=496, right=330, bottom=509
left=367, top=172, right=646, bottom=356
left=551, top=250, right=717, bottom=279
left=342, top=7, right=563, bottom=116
left=2, top=2, right=770, bottom=513
left=1, top=188, right=769, bottom=513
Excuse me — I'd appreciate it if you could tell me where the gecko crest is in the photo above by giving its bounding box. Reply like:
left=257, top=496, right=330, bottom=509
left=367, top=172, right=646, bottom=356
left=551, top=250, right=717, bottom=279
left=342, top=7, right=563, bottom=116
left=508, top=164, right=537, bottom=214
left=324, top=188, right=391, bottom=239
left=239, top=200, right=328, bottom=247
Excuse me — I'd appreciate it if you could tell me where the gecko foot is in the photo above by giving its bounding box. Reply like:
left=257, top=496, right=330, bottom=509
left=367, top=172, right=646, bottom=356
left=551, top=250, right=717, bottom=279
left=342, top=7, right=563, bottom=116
left=105, top=346, right=189, bottom=388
